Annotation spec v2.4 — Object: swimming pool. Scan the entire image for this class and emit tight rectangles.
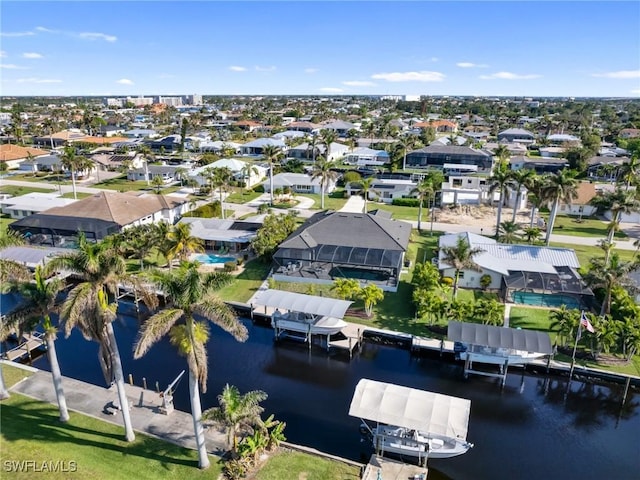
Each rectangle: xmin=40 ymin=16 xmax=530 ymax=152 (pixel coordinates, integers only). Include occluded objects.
xmin=193 ymin=253 xmax=236 ymax=265
xmin=512 ymin=291 xmax=582 ymax=309
xmin=331 ymin=266 xmax=389 ymax=282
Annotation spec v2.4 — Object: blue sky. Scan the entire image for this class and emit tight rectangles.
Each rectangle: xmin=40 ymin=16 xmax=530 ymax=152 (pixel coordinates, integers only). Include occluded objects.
xmin=1 ymin=1 xmax=639 ymax=97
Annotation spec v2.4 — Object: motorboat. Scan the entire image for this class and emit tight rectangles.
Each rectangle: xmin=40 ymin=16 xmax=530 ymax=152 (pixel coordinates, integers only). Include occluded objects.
xmin=454 ymin=342 xmax=547 ymax=366
xmin=365 ymin=424 xmax=473 ymax=459
xmin=349 ymin=379 xmax=473 ymax=464
xmin=271 ymin=310 xmax=347 ymax=336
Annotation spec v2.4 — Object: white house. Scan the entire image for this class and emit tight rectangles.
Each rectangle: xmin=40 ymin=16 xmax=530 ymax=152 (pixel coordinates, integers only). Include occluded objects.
xmin=188 ymin=158 xmax=266 ymax=188
xmin=261 ymin=172 xmax=335 ymax=195
xmin=199 ymin=141 xmax=242 ymax=154
xmin=441 ymin=176 xmax=490 ymax=206
xmin=288 ymin=141 xmax=350 ymax=162
xmin=0 ymin=192 xmax=77 ymax=219
xmin=346 ymin=178 xmax=417 ymax=204
xmin=344 ymin=147 xmax=390 ymax=166
xmin=241 ymin=138 xmax=287 ymax=155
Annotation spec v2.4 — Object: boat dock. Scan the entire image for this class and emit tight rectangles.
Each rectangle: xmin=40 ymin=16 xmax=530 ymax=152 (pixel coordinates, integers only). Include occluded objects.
xmin=362 ymin=454 xmax=427 ymax=480
xmin=411 ymin=336 xmax=455 ymax=355
xmin=328 ymin=322 xmax=363 ymax=357
xmin=3 ymin=332 xmax=46 ymax=362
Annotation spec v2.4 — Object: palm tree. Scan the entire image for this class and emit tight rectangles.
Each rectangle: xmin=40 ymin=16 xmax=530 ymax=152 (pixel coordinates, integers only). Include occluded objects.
xmin=360 ymin=177 xmax=378 ymax=213
xmin=203 ymin=384 xmax=267 ymax=455
xmin=585 ymin=253 xmax=639 ymax=316
xmin=619 ymin=154 xmax=639 ymax=188
xmin=240 ymin=162 xmax=259 ymax=195
xmin=359 ymin=283 xmax=384 ymax=317
xmin=2 ymin=266 xmax=68 ymax=421
xmin=541 ymin=170 xmax=579 ymax=246
xmin=526 ymin=174 xmax=547 ymax=228
xmin=311 ymin=157 xmax=338 ymax=210
xmin=497 ymin=221 xmax=520 ymax=244
xmin=440 ymin=236 xmax=484 ymax=298
xmin=305 ymin=135 xmax=319 ymax=162
xmin=150 ymin=175 xmax=164 ymax=193
xmin=134 ymin=262 xmax=248 ymax=469
xmin=60 ymin=145 xmax=80 ymax=200
xmin=411 ymin=179 xmax=434 ymax=232
xmin=550 ymin=306 xmax=578 ymax=347
xmin=522 ymin=226 xmax=542 ymax=244
xmin=590 ymin=188 xmax=640 ymax=263
xmin=212 ymin=167 xmax=233 ymax=219
xmin=261 ymin=145 xmax=284 ymax=206
xmin=510 ymin=169 xmax=536 ymax=223
xmin=47 ymin=235 xmax=156 ymax=442
xmin=166 ymin=222 xmax=204 ymax=267
xmin=320 ymin=129 xmax=338 ymax=163
xmin=399 ymin=134 xmax=417 ymax=171
xmin=493 ymin=144 xmax=510 ymax=165
xmin=488 ymin=168 xmax=514 ymax=239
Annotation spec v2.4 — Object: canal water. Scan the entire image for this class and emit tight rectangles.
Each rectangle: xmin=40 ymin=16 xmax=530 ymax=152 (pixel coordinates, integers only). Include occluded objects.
xmin=18 ymin=306 xmax=640 ymax=480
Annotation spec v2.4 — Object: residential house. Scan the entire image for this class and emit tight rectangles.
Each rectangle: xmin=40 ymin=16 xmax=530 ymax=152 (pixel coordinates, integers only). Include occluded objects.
xmin=553 ymin=182 xmax=598 ymax=217
xmin=189 ymin=158 xmax=267 ymax=188
xmin=509 ymin=156 xmax=568 ymax=174
xmin=413 ymin=120 xmax=458 ymax=133
xmin=497 ymin=128 xmax=535 ymax=144
xmin=241 ymin=138 xmax=287 ymax=156
xmin=123 ymin=129 xmax=159 ymax=139
xmin=234 ymin=120 xmax=262 ymax=133
xmin=438 ymin=232 xmax=592 ymax=306
xmin=261 ymin=172 xmax=335 ymax=195
xmin=619 ymin=128 xmax=640 ymax=139
xmin=33 ymin=129 xmax=87 ymax=147
xmin=127 ymin=164 xmax=183 ymax=184
xmin=287 ymin=142 xmax=350 ymax=162
xmin=539 ymin=147 xmax=567 ymax=158
xmin=199 ymin=140 xmax=242 ymax=154
xmin=406 ymin=145 xmax=494 ymax=173
xmin=346 ymin=178 xmax=417 ymax=204
xmin=0 ymin=144 xmax=50 ymax=170
xmin=0 ymin=192 xmax=76 ymax=219
xmin=287 ymin=121 xmax=321 ymax=134
xmin=546 ymin=134 xmax=580 ymax=146
xmin=178 ymin=217 xmax=262 ymax=253
xmin=10 ymin=191 xmax=189 ymax=244
xmin=320 ymin=120 xmax=358 ymax=138
xmin=587 ymin=156 xmax=629 ymax=181
xmin=149 ymin=135 xmax=182 ymax=153
xmin=272 ymin=130 xmax=307 ymax=141
xmin=98 ymin=125 xmax=126 ymax=137
xmin=272 ymin=211 xmax=411 ymax=292
xmin=344 ymin=147 xmax=389 ymax=166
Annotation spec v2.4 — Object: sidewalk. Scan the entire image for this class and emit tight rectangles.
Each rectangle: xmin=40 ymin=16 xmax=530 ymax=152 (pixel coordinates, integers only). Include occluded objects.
xmin=9 ymin=367 xmax=228 ymax=456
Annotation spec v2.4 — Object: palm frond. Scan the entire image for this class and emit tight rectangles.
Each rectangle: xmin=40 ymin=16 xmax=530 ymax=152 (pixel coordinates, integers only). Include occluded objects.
xmin=133 ymin=308 xmax=183 ymax=358
xmin=195 ymin=298 xmax=248 ymax=342
xmin=0 ymin=259 xmax=31 ymax=286
xmin=191 ymin=339 xmax=209 ymax=392
xmin=60 ymin=282 xmax=99 ymax=339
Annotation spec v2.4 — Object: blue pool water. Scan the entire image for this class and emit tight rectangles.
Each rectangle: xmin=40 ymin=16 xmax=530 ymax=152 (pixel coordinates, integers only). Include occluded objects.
xmin=512 ymin=291 xmax=581 ymax=309
xmin=193 ymin=253 xmax=236 ymax=264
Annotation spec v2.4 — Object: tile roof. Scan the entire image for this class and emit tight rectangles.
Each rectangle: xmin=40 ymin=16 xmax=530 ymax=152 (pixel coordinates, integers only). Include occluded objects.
xmin=0 ymin=144 xmax=50 ymax=162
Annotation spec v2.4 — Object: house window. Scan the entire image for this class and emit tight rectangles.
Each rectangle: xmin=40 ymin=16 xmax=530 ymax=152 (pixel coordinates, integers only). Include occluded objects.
xmin=458 ymin=271 xmax=465 ymax=279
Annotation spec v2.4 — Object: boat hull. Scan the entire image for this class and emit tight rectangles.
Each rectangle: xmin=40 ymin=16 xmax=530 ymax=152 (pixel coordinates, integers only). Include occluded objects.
xmin=272 ymin=315 xmax=347 ymax=336
xmin=370 ymin=425 xmax=472 ymax=460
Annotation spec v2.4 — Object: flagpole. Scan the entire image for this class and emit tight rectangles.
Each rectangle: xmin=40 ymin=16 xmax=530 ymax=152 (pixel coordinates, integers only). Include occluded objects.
xmin=568 ymin=312 xmax=584 ymax=381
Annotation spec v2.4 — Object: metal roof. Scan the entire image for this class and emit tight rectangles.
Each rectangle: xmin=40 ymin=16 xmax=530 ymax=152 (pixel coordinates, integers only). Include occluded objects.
xmin=0 ymin=246 xmax=65 ymax=267
xmin=348 ymin=379 xmax=471 ymax=440
xmin=252 ymin=289 xmax=352 ymax=318
xmin=447 ymin=321 xmax=553 ymax=354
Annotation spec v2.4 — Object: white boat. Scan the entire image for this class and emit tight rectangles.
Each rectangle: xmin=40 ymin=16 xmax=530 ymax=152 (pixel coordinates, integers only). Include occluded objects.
xmin=271 ymin=310 xmax=347 ymax=336
xmin=349 ymin=379 xmax=473 ymax=464
xmin=456 ymin=343 xmax=546 ymax=366
xmin=367 ymin=425 xmax=472 ymax=459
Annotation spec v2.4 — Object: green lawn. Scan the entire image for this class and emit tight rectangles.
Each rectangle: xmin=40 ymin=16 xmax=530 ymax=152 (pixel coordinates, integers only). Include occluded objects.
xmin=545 ymin=215 xmax=627 ymax=239
xmin=455 ymin=289 xmax=499 ymax=303
xmin=371 ymin=203 xmax=422 ymax=222
xmin=0 ymin=185 xmax=54 ymax=196
xmin=1 ymin=214 xmax=16 ymax=231
xmin=255 ymin=451 xmax=360 ymax=480
xmin=225 ymin=190 xmax=262 ymax=204
xmin=509 ymin=306 xmax=552 ymax=331
xmin=2 ymin=364 xmax=34 ymax=388
xmin=217 ymin=259 xmax=272 ymax=303
xmin=93 ymin=176 xmax=151 ymax=192
xmin=550 ymin=242 xmax=636 ymax=267
xmin=298 ymin=189 xmax=348 ymax=210
xmin=60 ymin=192 xmax=93 ymax=199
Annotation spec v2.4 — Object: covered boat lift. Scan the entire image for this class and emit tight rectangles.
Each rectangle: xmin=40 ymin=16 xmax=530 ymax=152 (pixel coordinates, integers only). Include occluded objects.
xmin=349 ymin=379 xmax=472 ymax=466
xmin=447 ymin=321 xmax=553 ymax=385
xmin=251 ymin=289 xmax=359 ymax=352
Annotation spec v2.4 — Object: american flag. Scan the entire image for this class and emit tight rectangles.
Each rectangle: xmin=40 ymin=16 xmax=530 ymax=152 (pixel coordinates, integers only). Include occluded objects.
xmin=580 ymin=311 xmax=595 ymax=333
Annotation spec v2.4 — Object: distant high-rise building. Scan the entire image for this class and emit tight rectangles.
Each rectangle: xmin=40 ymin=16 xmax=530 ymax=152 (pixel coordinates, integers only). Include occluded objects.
xmin=158 ymin=96 xmax=183 ymax=107
xmin=106 ymin=98 xmax=123 ymax=107
xmin=126 ymin=96 xmax=154 ymax=106
xmin=184 ymin=94 xmax=202 ymax=105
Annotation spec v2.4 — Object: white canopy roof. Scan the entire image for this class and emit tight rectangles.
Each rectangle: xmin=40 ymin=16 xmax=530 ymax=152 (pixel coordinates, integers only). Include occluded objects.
xmin=349 ymin=379 xmax=471 ymax=440
xmin=253 ymin=289 xmax=352 ymax=318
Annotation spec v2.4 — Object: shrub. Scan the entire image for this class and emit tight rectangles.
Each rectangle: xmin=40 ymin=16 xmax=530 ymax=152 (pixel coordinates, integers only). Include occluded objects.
xmin=392 ymin=198 xmax=421 ymax=207
xmin=441 ymin=276 xmax=454 ymax=287
xmin=480 ymin=274 xmax=492 ymax=290
xmin=223 ymin=261 xmax=237 ymax=272
xmin=222 ymin=458 xmax=249 ymax=480
xmin=253 ymin=184 xmax=265 ymax=193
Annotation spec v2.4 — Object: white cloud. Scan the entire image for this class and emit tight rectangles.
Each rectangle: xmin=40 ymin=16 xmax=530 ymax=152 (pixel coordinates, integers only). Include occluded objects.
xmin=0 ymin=31 xmax=35 ymax=37
xmin=229 ymin=65 xmax=247 ymax=72
xmin=22 ymin=52 xmax=43 ymax=59
xmin=371 ymin=71 xmax=445 ymax=82
xmin=457 ymin=62 xmax=488 ymax=68
xmin=255 ymin=65 xmax=276 ymax=72
xmin=479 ymin=71 xmax=541 ymax=80
xmin=0 ymin=51 xmax=6 ymax=58
xmin=319 ymin=87 xmax=344 ymax=93
xmin=0 ymin=64 xmax=27 ymax=69
xmin=631 ymin=89 xmax=640 ymax=95
xmin=36 ymin=26 xmax=117 ymax=42
xmin=116 ymin=78 xmax=134 ymax=85
xmin=591 ymin=70 xmax=640 ymax=79
xmin=78 ymin=32 xmax=117 ymax=42
xmin=304 ymin=68 xmax=318 ymax=74
xmin=16 ymin=77 xmax=62 ymax=84
xmin=342 ymin=80 xmax=376 ymax=87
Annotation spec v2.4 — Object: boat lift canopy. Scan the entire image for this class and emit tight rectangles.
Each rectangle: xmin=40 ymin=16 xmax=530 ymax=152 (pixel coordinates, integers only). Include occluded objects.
xmin=253 ymin=289 xmax=353 ymax=318
xmin=349 ymin=379 xmax=471 ymax=441
xmin=447 ymin=321 xmax=553 ymax=354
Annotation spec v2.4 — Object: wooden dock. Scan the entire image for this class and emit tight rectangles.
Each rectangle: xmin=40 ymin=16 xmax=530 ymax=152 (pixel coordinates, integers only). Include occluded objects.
xmin=362 ymin=454 xmax=427 ymax=480
xmin=329 ymin=322 xmax=363 ymax=357
xmin=4 ymin=332 xmax=46 ymax=362
xmin=411 ymin=336 xmax=455 ymax=354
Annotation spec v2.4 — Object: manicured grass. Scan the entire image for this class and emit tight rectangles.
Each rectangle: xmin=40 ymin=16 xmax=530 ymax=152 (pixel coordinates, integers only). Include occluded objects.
xmin=0 ymin=185 xmax=54 ymax=196
xmin=93 ymin=176 xmax=151 ymax=192
xmin=0 ymin=394 xmax=222 ymax=479
xmin=550 ymin=242 xmax=636 ymax=267
xmin=225 ymin=190 xmax=262 ymax=204
xmin=255 ymin=450 xmax=360 ymax=480
xmin=1 ymin=214 xmax=16 ymax=231
xmin=60 ymin=192 xmax=93 ymax=199
xmin=1 ymin=363 xmax=33 ymax=388
xmin=544 ymin=214 xmax=627 ymax=239
xmin=372 ymin=203 xmax=423 ymax=222
xmin=160 ymin=186 xmax=181 ymax=195
xmin=299 ymin=189 xmax=348 ymax=210
xmin=509 ymin=306 xmax=552 ymax=331
xmin=455 ymin=289 xmax=499 ymax=303
xmin=217 ymin=259 xmax=272 ymax=303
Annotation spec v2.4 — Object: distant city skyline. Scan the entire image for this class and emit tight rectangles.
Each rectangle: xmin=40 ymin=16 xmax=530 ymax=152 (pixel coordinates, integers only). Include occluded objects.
xmin=1 ymin=1 xmax=639 ymax=98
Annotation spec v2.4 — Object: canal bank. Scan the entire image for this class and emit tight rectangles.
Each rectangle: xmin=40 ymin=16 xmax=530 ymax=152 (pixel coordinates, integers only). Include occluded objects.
xmin=20 ymin=303 xmax=640 ymax=480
